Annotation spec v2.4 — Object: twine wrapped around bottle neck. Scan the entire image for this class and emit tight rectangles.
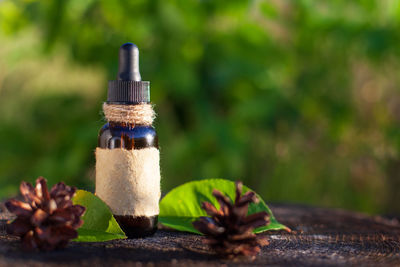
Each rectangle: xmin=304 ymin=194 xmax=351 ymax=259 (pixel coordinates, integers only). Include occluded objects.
xmin=102 ymin=103 xmax=155 ymax=125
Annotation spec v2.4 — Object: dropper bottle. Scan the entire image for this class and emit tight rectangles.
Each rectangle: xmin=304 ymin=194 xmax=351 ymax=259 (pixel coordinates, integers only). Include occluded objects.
xmin=96 ymin=43 xmax=160 ymax=238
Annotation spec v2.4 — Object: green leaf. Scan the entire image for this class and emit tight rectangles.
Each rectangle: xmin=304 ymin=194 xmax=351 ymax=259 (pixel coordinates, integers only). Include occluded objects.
xmin=72 ymin=190 xmax=126 ymax=242
xmin=159 ymin=179 xmax=289 ymax=234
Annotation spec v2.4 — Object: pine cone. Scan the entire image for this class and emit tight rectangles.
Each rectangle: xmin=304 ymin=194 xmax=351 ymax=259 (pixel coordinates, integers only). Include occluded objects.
xmin=5 ymin=177 xmax=85 ymax=251
xmin=193 ymin=181 xmax=270 ymax=258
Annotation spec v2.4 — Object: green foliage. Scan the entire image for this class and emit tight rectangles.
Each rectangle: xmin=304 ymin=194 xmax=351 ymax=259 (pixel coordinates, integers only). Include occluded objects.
xmin=72 ymin=190 xmax=126 ymax=242
xmin=0 ymin=0 xmax=400 ymax=214
xmin=159 ymin=179 xmax=288 ymax=234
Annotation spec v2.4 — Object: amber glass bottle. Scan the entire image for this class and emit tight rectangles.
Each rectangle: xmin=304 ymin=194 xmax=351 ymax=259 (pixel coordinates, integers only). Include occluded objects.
xmin=98 ymin=122 xmax=158 ymax=237
xmin=95 ymin=43 xmax=160 ymax=238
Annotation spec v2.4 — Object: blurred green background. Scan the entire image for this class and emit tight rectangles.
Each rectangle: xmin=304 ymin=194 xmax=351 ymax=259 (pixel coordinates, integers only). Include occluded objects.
xmin=0 ymin=0 xmax=399 ymax=215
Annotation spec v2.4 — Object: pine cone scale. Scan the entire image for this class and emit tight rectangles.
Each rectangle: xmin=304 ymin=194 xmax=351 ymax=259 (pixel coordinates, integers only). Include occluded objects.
xmin=237 ymin=191 xmax=257 ymax=206
xmin=212 ymin=190 xmax=232 ymax=209
xmin=201 ymin=202 xmax=222 ymax=217
xmin=50 ymin=209 xmax=74 ymax=224
xmin=35 ymin=177 xmax=50 ymax=202
xmin=234 ymin=181 xmax=242 ymax=204
xmin=5 ymin=200 xmax=32 ymax=217
xmin=228 ymin=231 xmax=255 ymax=241
xmin=31 ymin=209 xmax=48 ymax=227
xmin=193 ymin=217 xmax=225 ymax=235
xmin=243 ymin=211 xmax=269 ymax=223
xmin=241 ymin=212 xmax=270 ymax=229
xmin=20 ymin=182 xmax=36 ymax=203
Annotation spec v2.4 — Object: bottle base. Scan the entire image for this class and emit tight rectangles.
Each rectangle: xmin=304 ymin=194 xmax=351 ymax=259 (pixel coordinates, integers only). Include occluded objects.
xmin=114 ymin=215 xmax=158 ymax=238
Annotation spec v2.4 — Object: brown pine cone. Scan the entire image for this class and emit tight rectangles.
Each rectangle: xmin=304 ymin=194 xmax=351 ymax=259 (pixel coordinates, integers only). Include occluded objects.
xmin=5 ymin=177 xmax=85 ymax=251
xmin=193 ymin=181 xmax=270 ymax=258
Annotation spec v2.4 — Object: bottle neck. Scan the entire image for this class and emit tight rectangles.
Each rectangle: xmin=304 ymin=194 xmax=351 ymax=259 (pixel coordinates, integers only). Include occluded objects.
xmin=108 ymin=121 xmax=153 ymax=130
xmin=109 ymin=121 xmax=135 ymax=129
xmin=103 ymin=102 xmax=155 ymax=126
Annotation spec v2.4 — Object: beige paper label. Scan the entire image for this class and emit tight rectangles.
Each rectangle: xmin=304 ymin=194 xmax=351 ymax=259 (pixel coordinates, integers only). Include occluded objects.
xmin=95 ymin=147 xmax=161 ymax=216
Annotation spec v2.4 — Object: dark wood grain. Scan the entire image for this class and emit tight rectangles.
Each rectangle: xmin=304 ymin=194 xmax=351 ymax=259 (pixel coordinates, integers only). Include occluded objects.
xmin=0 ymin=204 xmax=399 ymax=266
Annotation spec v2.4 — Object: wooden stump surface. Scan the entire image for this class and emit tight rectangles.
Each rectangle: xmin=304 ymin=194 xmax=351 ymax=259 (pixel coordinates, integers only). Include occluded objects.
xmin=0 ymin=203 xmax=399 ymax=266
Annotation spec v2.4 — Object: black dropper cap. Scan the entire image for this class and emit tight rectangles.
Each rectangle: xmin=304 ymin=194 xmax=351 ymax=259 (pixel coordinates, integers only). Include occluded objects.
xmin=107 ymin=43 xmax=150 ymax=104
